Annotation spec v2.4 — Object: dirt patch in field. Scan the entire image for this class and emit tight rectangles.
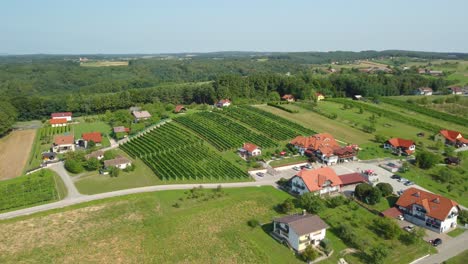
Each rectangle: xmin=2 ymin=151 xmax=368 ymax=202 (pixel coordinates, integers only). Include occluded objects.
xmin=0 ymin=129 xmax=36 ymax=180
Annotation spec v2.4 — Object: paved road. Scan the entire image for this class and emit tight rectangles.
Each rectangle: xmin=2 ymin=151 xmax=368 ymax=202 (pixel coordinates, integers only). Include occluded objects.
xmin=0 ymin=179 xmax=273 ymax=220
xmin=48 ymin=162 xmax=84 ymax=199
xmin=415 ymin=231 xmax=468 ymax=264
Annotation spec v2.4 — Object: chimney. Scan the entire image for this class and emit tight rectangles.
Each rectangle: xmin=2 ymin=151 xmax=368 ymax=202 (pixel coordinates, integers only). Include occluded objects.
xmin=414 ymin=192 xmax=420 ymax=197
xmin=302 ymin=209 xmax=307 ymax=216
xmin=434 ymin=198 xmax=440 ymax=204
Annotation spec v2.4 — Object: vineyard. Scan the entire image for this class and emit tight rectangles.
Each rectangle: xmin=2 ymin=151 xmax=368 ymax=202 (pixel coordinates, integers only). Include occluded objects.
xmin=175 ymin=112 xmax=277 ymax=151
xmin=220 ymin=106 xmax=315 ymax=140
xmin=0 ymin=169 xmax=62 ymax=212
xmin=121 ymin=123 xmax=249 ymax=181
xmin=40 ymin=126 xmax=71 ymax=140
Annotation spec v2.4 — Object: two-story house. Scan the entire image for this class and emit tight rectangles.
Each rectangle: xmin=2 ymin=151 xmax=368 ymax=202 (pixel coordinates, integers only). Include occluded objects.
xmin=272 ymin=213 xmax=328 ymax=252
xmin=396 ymin=188 xmax=459 ymax=233
xmin=383 ymin=138 xmax=416 ymax=156
xmin=435 ymin=129 xmax=468 ymax=148
xmin=290 ymin=167 xmax=343 ymax=196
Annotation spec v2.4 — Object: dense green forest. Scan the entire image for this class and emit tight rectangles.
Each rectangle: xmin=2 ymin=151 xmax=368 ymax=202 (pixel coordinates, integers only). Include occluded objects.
xmin=0 ymin=50 xmax=464 ymax=135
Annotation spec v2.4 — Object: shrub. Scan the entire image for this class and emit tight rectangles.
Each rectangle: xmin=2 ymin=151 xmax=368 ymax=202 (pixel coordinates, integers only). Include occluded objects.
xmin=326 ymin=195 xmax=347 ymax=208
xmin=299 ymin=193 xmax=325 ymax=214
xmin=279 ymin=198 xmax=295 ymax=213
xmin=376 ymin=182 xmax=393 ymax=197
xmin=320 ymin=238 xmax=332 ymax=256
xmin=373 ymin=217 xmax=400 ymax=239
xmin=110 ymin=167 xmax=120 ymax=177
xmin=64 ymin=159 xmax=84 ymax=174
xmin=301 ymin=245 xmax=319 ymax=261
xmin=84 ymin=157 xmax=100 ymax=171
xmin=247 ymin=219 xmax=260 ymax=228
xmin=368 ymin=244 xmax=389 ymax=263
xmin=416 ymin=151 xmax=440 ymax=169
xmin=459 ymin=209 xmax=468 ymax=225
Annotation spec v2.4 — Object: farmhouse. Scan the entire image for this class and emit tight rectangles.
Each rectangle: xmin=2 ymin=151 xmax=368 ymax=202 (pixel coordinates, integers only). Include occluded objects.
xmin=174 ymin=105 xmax=187 ymax=113
xmin=435 ymin=129 xmax=468 ymax=148
xmin=85 ymin=150 xmax=104 ymax=160
xmin=290 ymin=167 xmax=343 ymax=196
xmin=383 ymin=138 xmax=415 ymax=156
xmin=395 ymin=188 xmax=459 ymax=233
xmin=281 ymin=94 xmax=295 ymax=102
xmin=132 ymin=110 xmax=152 ymax=122
xmin=51 ymin=112 xmax=72 ymax=121
xmin=113 ymin=126 xmax=130 ymax=134
xmin=238 ymin=143 xmax=261 ymax=158
xmin=52 ymin=135 xmax=75 ymax=153
xmin=272 ymin=213 xmax=328 ymax=252
xmin=104 ymin=156 xmax=132 ymax=169
xmin=414 ymin=87 xmax=433 ymax=96
xmin=216 ymin=99 xmax=231 ymax=107
xmin=49 ymin=118 xmax=68 ymax=127
xmin=315 ymin=92 xmax=325 ymax=101
xmin=80 ymin=132 xmax=102 ymax=148
xmin=353 ymin=95 xmax=363 ymax=100
xmin=447 ymin=86 xmax=463 ymax=95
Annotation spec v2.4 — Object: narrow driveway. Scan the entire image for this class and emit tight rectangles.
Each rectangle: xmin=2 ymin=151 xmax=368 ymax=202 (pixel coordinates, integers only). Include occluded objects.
xmin=48 ymin=162 xmax=84 ymax=199
xmin=415 ymin=231 xmax=468 ymax=264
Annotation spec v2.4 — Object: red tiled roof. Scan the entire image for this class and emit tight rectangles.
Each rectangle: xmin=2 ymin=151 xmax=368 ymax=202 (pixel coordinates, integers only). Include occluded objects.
xmin=49 ymin=118 xmax=67 ymax=125
xmin=218 ymin=99 xmax=231 ymax=104
xmin=418 ymin=87 xmax=433 ymax=92
xmin=54 ymin=135 xmax=74 ymax=145
xmin=282 ymin=94 xmax=294 ymax=99
xmin=387 ymin=138 xmax=414 ymax=148
xmin=448 ymin=86 xmax=462 ymax=93
xmin=82 ymin=132 xmax=102 ymax=143
xmin=295 ymin=167 xmax=343 ymax=192
xmin=51 ymin=112 xmax=72 ymax=118
xmin=315 ymin=92 xmax=324 ymax=97
xmin=290 ymin=133 xmax=340 ymax=156
xmin=396 ymin=187 xmax=458 ymax=221
xmin=439 ymin=130 xmax=465 ymax=143
xmin=381 ymin=207 xmax=402 ymax=218
xmin=242 ymin=142 xmax=259 ymax=153
xmin=338 ymin=173 xmax=367 ymax=185
xmin=174 ymin=105 xmax=186 ymax=113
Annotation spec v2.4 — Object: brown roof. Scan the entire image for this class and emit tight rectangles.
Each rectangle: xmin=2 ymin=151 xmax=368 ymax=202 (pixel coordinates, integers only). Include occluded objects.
xmin=104 ymin=156 xmax=131 ymax=167
xmin=274 ymin=214 xmax=328 ymax=236
xmin=282 ymin=94 xmax=294 ymax=100
xmin=418 ymin=87 xmax=433 ymax=92
xmin=54 ymin=135 xmax=74 ymax=145
xmin=242 ymin=142 xmax=259 ymax=153
xmin=174 ymin=105 xmax=186 ymax=113
xmin=338 ymin=173 xmax=367 ymax=185
xmin=85 ymin=150 xmax=104 ymax=160
xmin=448 ymin=86 xmax=462 ymax=93
xmin=381 ymin=207 xmax=403 ymax=218
xmin=396 ymin=187 xmax=458 ymax=221
xmin=439 ymin=130 xmax=466 ymax=143
xmin=50 ymin=118 xmax=67 ymax=125
xmin=290 ymin=133 xmax=340 ymax=156
xmin=295 ymin=167 xmax=343 ymax=192
xmin=82 ymin=132 xmax=102 ymax=143
xmin=132 ymin=110 xmax=151 ymax=119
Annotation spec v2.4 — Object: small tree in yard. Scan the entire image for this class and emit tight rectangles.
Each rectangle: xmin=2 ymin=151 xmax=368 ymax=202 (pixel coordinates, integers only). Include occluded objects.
xmin=64 ymin=159 xmax=84 ymax=174
xmin=320 ymin=239 xmax=332 ymax=256
xmin=301 ymin=245 xmax=319 ymax=262
xmin=373 ymin=217 xmax=400 ymax=239
xmin=368 ymin=187 xmax=382 ymax=205
xmin=84 ymin=157 xmax=100 ymax=171
xmin=299 ymin=193 xmax=325 ymax=214
xmin=368 ymin=244 xmax=389 ymax=264
xmin=110 ymin=167 xmax=120 ymax=177
xmin=416 ymin=151 xmax=439 ymax=169
xmin=374 ymin=134 xmax=387 ymax=144
xmin=247 ymin=219 xmax=260 ymax=228
xmin=376 ymin=182 xmax=393 ymax=197
xmin=279 ymin=198 xmax=295 ymax=213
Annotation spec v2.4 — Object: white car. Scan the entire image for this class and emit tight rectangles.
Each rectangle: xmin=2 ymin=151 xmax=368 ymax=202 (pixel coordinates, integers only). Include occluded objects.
xmin=292 ymin=166 xmax=301 ymax=171
xmin=399 ymin=178 xmax=408 ymax=183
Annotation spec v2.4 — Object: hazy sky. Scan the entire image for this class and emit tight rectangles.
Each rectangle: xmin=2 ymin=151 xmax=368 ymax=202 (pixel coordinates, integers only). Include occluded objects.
xmin=1 ymin=0 xmax=467 ymax=54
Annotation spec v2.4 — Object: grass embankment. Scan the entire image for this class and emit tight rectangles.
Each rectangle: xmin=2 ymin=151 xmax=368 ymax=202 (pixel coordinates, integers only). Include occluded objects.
xmin=443 ymin=250 xmax=468 ymax=264
xmin=0 ymin=169 xmax=66 ymax=213
xmin=447 ymin=228 xmax=465 ymax=238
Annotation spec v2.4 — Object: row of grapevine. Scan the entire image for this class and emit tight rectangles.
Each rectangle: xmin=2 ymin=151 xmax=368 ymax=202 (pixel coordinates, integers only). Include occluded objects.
xmin=120 ymin=123 xmax=249 ymax=181
xmin=380 ymin=97 xmax=468 ymax=128
xmin=327 ymin=98 xmax=443 ymax=133
xmin=40 ymin=125 xmax=71 ymax=139
xmin=0 ymin=170 xmax=59 ymax=212
xmin=175 ymin=112 xmax=277 ymax=151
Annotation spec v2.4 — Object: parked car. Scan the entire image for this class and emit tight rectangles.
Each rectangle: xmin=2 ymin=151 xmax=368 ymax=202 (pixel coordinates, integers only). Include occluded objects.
xmin=431 ymin=238 xmax=442 ymax=247
xmin=404 ymin=181 xmax=414 ymax=186
xmin=391 ymin=174 xmax=401 ymax=180
xmin=256 ymin=172 xmax=264 ymax=177
xmin=305 ymin=164 xmax=313 ymax=169
xmin=397 ymin=215 xmax=404 ymax=221
xmin=292 ymin=166 xmax=301 ymax=171
xmin=399 ymin=178 xmax=408 ymax=183
xmin=403 ymin=225 xmax=415 ymax=232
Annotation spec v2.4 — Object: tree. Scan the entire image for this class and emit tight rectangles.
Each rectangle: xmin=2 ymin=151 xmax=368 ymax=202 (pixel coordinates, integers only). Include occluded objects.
xmin=368 ymin=244 xmax=389 ymax=263
xmin=376 ymin=183 xmax=393 ymax=197
xmin=374 ymin=134 xmax=387 ymax=144
xmin=368 ymin=188 xmax=382 ymax=205
xmin=110 ymin=167 xmax=120 ymax=177
xmin=87 ymin=140 xmax=96 ymax=148
xmin=373 ymin=217 xmax=400 ymax=239
xmin=64 ymin=159 xmax=84 ymax=174
xmin=301 ymin=245 xmax=319 ymax=262
xmin=0 ymin=101 xmax=18 ymax=136
xmin=355 ymin=183 xmax=373 ymax=200
xmin=279 ymin=198 xmax=295 ymax=213
xmin=437 ymin=167 xmax=453 ymax=183
xmin=268 ymin=91 xmax=281 ymax=102
xmin=444 ymin=146 xmax=455 ymax=157
xmin=84 ymin=157 xmax=100 ymax=171
xmin=299 ymin=193 xmax=325 ymax=214
xmin=416 ymin=151 xmax=439 ymax=169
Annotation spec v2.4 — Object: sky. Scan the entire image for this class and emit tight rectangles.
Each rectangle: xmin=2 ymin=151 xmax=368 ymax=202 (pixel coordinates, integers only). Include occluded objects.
xmin=1 ymin=0 xmax=468 ymax=54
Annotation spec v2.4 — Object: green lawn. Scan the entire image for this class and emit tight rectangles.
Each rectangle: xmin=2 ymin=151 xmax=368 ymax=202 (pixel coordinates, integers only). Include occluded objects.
xmin=447 ymin=228 xmax=465 ymax=238
xmin=367 ymin=196 xmax=399 ymax=212
xmin=269 ymin=155 xmax=308 ymax=167
xmin=357 ymin=142 xmax=396 ymax=160
xmin=0 ymin=186 xmax=303 ymax=263
xmin=443 ymin=250 xmax=468 ymax=264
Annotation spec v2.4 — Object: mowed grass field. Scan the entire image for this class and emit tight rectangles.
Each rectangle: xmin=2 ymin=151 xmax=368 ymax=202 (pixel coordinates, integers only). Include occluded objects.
xmin=0 ymin=187 xmax=303 ymax=263
xmin=0 ymin=130 xmax=37 ymax=179
xmin=72 ymin=121 xmax=112 ymax=147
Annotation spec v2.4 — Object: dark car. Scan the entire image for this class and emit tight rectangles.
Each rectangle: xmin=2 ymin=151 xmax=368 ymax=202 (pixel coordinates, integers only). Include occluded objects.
xmin=391 ymin=174 xmax=401 ymax=180
xmin=404 ymin=181 xmax=414 ymax=186
xmin=256 ymin=172 xmax=264 ymax=177
xmin=432 ymin=238 xmax=442 ymax=247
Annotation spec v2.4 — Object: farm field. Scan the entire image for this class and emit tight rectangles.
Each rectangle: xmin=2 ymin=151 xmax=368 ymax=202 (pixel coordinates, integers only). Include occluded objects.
xmin=0 ymin=169 xmax=66 ymax=213
xmin=389 ymin=95 xmax=468 ymax=118
xmin=80 ymin=60 xmax=129 ymax=67
xmin=0 ymin=187 xmax=303 ymax=263
xmin=175 ymin=111 xmax=277 ymax=151
xmin=0 ymin=129 xmax=37 ymax=179
xmin=255 ymin=104 xmax=372 ymax=145
xmin=121 ymin=123 xmax=250 ymax=181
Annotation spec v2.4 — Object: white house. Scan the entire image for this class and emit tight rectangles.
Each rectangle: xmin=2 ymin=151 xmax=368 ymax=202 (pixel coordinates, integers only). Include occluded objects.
xmin=50 ymin=118 xmax=68 ymax=127
xmin=132 ymin=110 xmax=152 ymax=122
xmin=414 ymin=87 xmax=433 ymax=96
xmin=52 ymin=135 xmax=75 ymax=153
xmin=272 ymin=213 xmax=328 ymax=252
xmin=216 ymin=99 xmax=231 ymax=107
xmin=85 ymin=150 xmax=104 ymax=160
xmin=104 ymin=156 xmax=132 ymax=169
xmin=396 ymin=187 xmax=460 ymax=233
xmin=290 ymin=167 xmax=343 ymax=196
xmin=238 ymin=143 xmax=261 ymax=158
xmin=51 ymin=112 xmax=72 ymax=122
xmin=383 ymin=138 xmax=416 ymax=156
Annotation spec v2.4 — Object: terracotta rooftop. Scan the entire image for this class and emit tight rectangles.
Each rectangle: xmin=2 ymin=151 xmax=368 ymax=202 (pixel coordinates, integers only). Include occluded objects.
xmin=51 ymin=112 xmax=72 ymax=118
xmin=396 ymin=187 xmax=458 ymax=221
xmin=282 ymin=94 xmax=294 ymax=99
xmin=49 ymin=118 xmax=67 ymax=125
xmin=54 ymin=135 xmax=74 ymax=145
xmin=387 ymin=138 xmax=415 ymax=149
xmin=82 ymin=132 xmax=102 ymax=143
xmin=242 ymin=142 xmax=259 ymax=153
xmin=290 ymin=133 xmax=340 ymax=156
xmin=274 ymin=214 xmax=328 ymax=236
xmin=295 ymin=167 xmax=343 ymax=192
xmin=439 ymin=130 xmax=467 ymax=143
xmin=338 ymin=173 xmax=367 ymax=185
xmin=113 ymin=126 xmax=129 ymax=133
xmin=174 ymin=105 xmax=186 ymax=113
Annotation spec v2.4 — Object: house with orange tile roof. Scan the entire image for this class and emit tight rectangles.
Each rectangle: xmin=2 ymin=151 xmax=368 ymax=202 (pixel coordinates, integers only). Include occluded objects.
xmin=49 ymin=118 xmax=68 ymax=127
xmin=290 ymin=134 xmax=357 ymax=165
xmin=174 ymin=104 xmax=187 ymax=113
xmin=281 ymin=94 xmax=295 ymax=102
xmin=383 ymin=138 xmax=415 ymax=155
xmin=216 ymin=99 xmax=231 ymax=107
xmin=238 ymin=143 xmax=261 ymax=158
xmin=315 ymin=92 xmax=325 ymax=101
xmin=52 ymin=135 xmax=75 ymax=153
xmin=290 ymin=167 xmax=343 ymax=196
xmin=435 ymin=129 xmax=468 ymax=148
xmin=80 ymin=132 xmax=102 ymax=148
xmin=396 ymin=187 xmax=459 ymax=233
xmin=51 ymin=112 xmax=72 ymax=121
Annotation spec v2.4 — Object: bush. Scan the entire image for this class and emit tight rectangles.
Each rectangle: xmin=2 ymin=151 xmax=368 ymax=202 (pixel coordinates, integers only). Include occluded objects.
xmin=368 ymin=244 xmax=389 ymax=263
xmin=84 ymin=157 xmax=100 ymax=171
xmin=320 ymin=238 xmax=332 ymax=256
xmin=416 ymin=151 xmax=440 ymax=169
xmin=64 ymin=159 xmax=84 ymax=174
xmin=123 ymin=164 xmax=136 ymax=172
xmin=110 ymin=167 xmax=120 ymax=177
xmin=376 ymin=182 xmax=393 ymax=197
xmin=301 ymin=245 xmax=319 ymax=261
xmin=326 ymin=195 xmax=347 ymax=208
xmin=355 ymin=183 xmax=381 ymax=205
xmin=279 ymin=198 xmax=295 ymax=213
xmin=372 ymin=217 xmax=400 ymax=239
xmin=299 ymin=193 xmax=325 ymax=214
xmin=459 ymin=209 xmax=468 ymax=225
xmin=247 ymin=219 xmax=260 ymax=228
